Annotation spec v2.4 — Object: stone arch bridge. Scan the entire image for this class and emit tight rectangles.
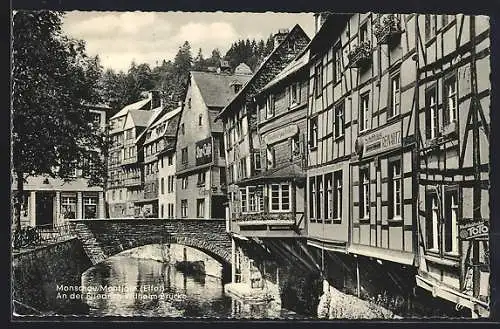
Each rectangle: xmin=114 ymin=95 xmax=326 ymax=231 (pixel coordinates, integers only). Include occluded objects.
xmin=67 ymin=219 xmax=232 ymax=267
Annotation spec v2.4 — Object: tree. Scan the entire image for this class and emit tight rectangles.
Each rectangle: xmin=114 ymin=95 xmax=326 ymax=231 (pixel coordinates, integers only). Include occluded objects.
xmin=12 ymin=11 xmax=107 ymax=230
xmin=193 ymin=48 xmax=205 ymax=71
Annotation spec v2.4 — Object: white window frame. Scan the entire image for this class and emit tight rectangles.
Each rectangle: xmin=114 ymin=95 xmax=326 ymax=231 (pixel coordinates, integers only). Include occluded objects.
xmin=360 ymin=167 xmax=370 ymax=219
xmin=269 ymin=183 xmax=291 ymax=213
xmin=445 ymin=76 xmax=457 ymax=125
xmin=333 ymin=170 xmax=342 ymax=221
xmin=181 ymin=200 xmax=188 ymax=218
xmin=240 ymin=188 xmax=247 ymax=213
xmin=334 ymin=102 xmax=345 ymax=139
xmin=430 ymin=194 xmax=440 ymax=251
xmin=197 ymin=198 xmax=205 ymax=218
xmin=390 ymin=160 xmax=402 ymax=220
xmin=390 ymin=73 xmax=401 ymax=118
xmin=360 ymin=93 xmax=370 ymax=132
xmin=310 ymin=178 xmax=317 ymax=220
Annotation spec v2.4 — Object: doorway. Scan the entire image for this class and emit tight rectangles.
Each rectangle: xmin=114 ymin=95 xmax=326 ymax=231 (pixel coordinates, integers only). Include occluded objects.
xmin=36 ymin=192 xmax=54 ymax=226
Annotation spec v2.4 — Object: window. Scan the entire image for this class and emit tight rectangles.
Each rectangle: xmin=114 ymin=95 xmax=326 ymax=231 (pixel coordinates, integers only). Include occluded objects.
xmin=310 ymin=117 xmax=318 ymax=148
xmin=253 ymin=152 xmax=262 ymax=173
xmin=181 ymin=200 xmax=188 ymax=218
xmin=444 ymin=74 xmax=457 ymax=125
xmin=240 ymin=188 xmax=247 ymax=213
xmin=359 ymin=22 xmax=368 ymax=43
xmin=197 ymin=171 xmax=206 ymax=186
xmin=181 ymin=147 xmax=188 ymax=164
xmin=266 ymin=146 xmax=275 ymax=169
xmin=425 ymin=86 xmax=439 ymax=139
xmin=188 ymin=98 xmax=192 ymax=109
xmin=334 ymin=101 xmax=345 ymax=139
xmin=325 ymin=174 xmax=333 ymax=221
xmin=291 ymin=136 xmax=300 ymax=157
xmin=239 ymin=158 xmax=247 ymax=179
xmin=181 ymin=123 xmax=185 ymax=135
xmin=333 ymin=171 xmax=343 ymax=221
xmin=219 ymin=138 xmax=225 ymax=158
xmin=267 ymin=94 xmax=275 ymax=118
xmin=181 ymin=177 xmax=188 ymax=189
xmin=168 ymin=176 xmax=174 ymax=193
xmin=160 ymin=204 xmax=164 ymax=218
xmin=359 ymin=93 xmax=370 ymax=132
xmin=247 ymin=186 xmax=262 ymax=213
xmin=161 ymin=157 xmax=164 ymax=168
xmin=334 ymin=46 xmax=342 ymax=83
xmin=444 ymin=189 xmax=459 ymax=254
xmin=199 ymin=114 xmax=203 ymax=126
xmin=426 ymin=193 xmax=440 ymax=251
xmin=314 ymin=64 xmax=323 ymax=97
xmin=310 ymin=178 xmax=317 ymax=220
xmin=161 ymin=177 xmax=165 ymax=195
xmin=289 ymin=82 xmax=300 ymax=106
xmin=317 ymin=177 xmax=323 ymax=220
xmin=220 ymin=167 xmax=226 ymax=186
xmin=168 ymin=203 xmax=174 ymax=219
xmin=270 ymin=184 xmax=290 ymax=212
xmin=197 ymin=199 xmax=205 ymax=218
xmin=359 ymin=167 xmax=370 ymax=219
xmin=83 ymin=196 xmax=98 ymax=219
xmin=425 ymin=15 xmax=437 ymax=41
xmin=61 ymin=195 xmax=77 ymax=219
xmin=228 ymin=165 xmax=234 ymax=183
xmin=389 ymin=73 xmax=401 ymax=117
xmin=389 ymin=160 xmax=402 ymax=219
xmin=168 ymin=155 xmax=173 ymax=166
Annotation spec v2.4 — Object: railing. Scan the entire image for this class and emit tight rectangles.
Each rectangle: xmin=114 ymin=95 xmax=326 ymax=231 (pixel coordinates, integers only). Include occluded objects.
xmin=12 ymin=223 xmax=76 ymax=250
xmin=237 ymin=212 xmax=296 ymax=224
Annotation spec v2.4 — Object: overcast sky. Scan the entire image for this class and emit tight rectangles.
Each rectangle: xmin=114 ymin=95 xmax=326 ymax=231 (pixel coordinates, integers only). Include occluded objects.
xmin=61 ymin=11 xmax=316 ymax=73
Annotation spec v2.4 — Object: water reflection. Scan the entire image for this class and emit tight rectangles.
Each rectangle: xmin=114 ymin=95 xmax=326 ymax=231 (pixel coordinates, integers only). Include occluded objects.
xmin=81 ymin=255 xmax=305 ymax=318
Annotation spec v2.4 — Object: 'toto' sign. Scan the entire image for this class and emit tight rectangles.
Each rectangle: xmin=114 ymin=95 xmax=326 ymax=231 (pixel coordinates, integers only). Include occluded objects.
xmin=459 ymin=220 xmax=489 ymax=240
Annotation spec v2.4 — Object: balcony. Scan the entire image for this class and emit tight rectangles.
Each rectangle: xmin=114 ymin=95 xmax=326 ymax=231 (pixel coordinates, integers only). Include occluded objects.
xmin=348 ymin=41 xmax=372 ymax=68
xmin=374 ymin=14 xmax=403 ymax=45
xmin=233 ymin=212 xmax=304 ymax=238
xmin=122 ymin=156 xmax=138 ymax=166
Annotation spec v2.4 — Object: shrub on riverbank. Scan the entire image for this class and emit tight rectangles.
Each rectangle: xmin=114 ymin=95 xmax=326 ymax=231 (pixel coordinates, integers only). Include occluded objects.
xmin=318 ymin=286 xmax=395 ymax=319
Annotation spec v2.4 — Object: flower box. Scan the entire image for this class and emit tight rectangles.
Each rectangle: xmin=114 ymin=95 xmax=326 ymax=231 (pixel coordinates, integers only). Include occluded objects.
xmin=374 ymin=14 xmax=403 ymax=45
xmin=348 ymin=41 xmax=372 ymax=68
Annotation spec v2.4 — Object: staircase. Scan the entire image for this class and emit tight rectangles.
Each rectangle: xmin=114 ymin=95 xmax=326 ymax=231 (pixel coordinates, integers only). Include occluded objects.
xmin=70 ymin=223 xmax=107 ymax=265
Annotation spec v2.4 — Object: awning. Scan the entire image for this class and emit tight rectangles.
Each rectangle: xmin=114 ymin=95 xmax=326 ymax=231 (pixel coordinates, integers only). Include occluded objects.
xmin=307 ymin=239 xmax=348 ymax=253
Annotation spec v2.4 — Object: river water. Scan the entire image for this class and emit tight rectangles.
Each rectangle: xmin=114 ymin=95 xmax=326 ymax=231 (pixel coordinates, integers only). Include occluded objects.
xmin=80 ymin=255 xmax=304 ymax=319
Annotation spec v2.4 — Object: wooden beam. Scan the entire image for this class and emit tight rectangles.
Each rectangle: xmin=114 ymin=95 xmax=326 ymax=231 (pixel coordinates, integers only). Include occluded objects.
xmin=295 ymin=240 xmax=323 ymax=273
xmin=276 ymin=239 xmax=319 ymax=274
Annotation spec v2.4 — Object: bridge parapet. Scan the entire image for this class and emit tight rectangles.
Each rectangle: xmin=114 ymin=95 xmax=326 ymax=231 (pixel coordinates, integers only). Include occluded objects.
xmin=67 ymin=218 xmax=232 ymax=266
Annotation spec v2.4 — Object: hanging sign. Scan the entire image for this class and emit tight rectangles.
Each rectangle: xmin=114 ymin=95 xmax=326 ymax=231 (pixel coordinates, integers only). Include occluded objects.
xmin=459 ymin=220 xmax=489 ymax=240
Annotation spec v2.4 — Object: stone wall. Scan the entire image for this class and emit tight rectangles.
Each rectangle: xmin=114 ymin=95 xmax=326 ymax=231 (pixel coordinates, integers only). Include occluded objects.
xmin=12 ymin=239 xmax=92 ymax=315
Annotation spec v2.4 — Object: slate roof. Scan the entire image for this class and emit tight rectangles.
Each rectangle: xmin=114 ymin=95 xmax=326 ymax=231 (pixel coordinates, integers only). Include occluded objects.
xmin=110 ymin=97 xmax=151 ymax=119
xmin=216 ymin=24 xmax=310 ymax=120
xmin=129 ymin=109 xmax=155 ymax=127
xmin=143 ymin=106 xmax=183 ymax=144
xmin=260 ymin=49 xmax=310 ymax=93
xmin=191 ymin=71 xmax=251 ymax=108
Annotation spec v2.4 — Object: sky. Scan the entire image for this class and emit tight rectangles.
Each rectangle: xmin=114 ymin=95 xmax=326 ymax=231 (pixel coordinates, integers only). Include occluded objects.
xmin=61 ymin=12 xmax=316 ymax=73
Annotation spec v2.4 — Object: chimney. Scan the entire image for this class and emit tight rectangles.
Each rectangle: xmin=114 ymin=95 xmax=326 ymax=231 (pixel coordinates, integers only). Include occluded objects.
xmin=149 ymin=90 xmax=161 ymax=110
xmin=274 ymin=28 xmax=289 ymax=49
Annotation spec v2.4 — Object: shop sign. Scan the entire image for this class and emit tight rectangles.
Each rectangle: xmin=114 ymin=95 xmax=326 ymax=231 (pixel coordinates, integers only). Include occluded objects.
xmin=459 ymin=220 xmax=489 ymax=240
xmin=264 ymin=125 xmax=298 ymax=145
xmin=195 ymin=137 xmax=213 ymax=166
xmin=356 ymin=122 xmax=402 ymax=158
